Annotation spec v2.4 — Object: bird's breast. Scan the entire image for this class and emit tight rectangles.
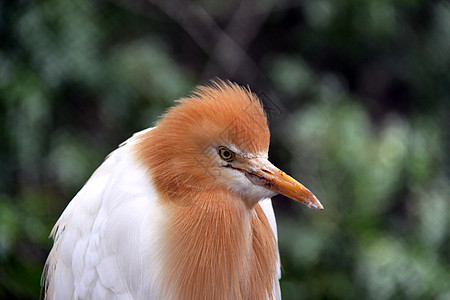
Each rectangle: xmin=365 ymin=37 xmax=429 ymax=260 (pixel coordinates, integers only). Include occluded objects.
xmin=153 ymin=190 xmax=279 ymax=300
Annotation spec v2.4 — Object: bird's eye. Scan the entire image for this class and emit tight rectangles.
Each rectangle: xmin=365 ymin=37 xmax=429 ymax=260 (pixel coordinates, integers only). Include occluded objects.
xmin=218 ymin=146 xmax=234 ymax=162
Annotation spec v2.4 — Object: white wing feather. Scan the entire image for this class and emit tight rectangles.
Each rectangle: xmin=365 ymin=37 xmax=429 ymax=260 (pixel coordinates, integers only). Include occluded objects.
xmin=43 ymin=128 xmax=166 ymax=300
xmin=259 ymin=198 xmax=282 ymax=299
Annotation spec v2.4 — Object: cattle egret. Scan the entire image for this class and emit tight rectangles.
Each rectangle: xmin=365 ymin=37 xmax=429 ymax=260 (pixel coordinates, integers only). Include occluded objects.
xmin=42 ymin=80 xmax=323 ymax=300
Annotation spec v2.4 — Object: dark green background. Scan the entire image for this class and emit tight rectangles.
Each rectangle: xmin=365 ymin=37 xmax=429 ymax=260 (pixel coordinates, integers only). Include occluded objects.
xmin=0 ymin=0 xmax=449 ymax=299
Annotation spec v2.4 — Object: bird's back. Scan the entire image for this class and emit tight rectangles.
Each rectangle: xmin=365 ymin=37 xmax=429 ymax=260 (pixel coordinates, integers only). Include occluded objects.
xmin=43 ymin=130 xmax=168 ymax=299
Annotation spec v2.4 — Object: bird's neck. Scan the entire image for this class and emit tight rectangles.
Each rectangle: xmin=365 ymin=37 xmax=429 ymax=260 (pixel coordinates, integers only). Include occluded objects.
xmin=159 ymin=190 xmax=278 ymax=300
xmin=133 ymin=131 xmax=278 ymax=299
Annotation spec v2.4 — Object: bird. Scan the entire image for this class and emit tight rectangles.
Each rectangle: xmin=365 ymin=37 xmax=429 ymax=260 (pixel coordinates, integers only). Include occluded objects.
xmin=42 ymin=80 xmax=323 ymax=300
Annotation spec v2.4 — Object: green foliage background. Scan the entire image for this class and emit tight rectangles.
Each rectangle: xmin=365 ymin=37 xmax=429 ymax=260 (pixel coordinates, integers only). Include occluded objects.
xmin=0 ymin=0 xmax=449 ymax=299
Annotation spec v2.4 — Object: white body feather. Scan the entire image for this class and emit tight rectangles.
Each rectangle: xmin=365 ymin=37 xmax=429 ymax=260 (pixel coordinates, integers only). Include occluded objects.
xmin=43 ymin=128 xmax=280 ymax=300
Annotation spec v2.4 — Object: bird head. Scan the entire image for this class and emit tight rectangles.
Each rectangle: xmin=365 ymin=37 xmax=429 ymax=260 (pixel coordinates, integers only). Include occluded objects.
xmin=136 ymin=80 xmax=323 ymax=210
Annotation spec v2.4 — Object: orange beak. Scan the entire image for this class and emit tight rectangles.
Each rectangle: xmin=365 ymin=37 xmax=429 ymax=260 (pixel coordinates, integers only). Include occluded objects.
xmin=238 ymin=158 xmax=323 ymax=210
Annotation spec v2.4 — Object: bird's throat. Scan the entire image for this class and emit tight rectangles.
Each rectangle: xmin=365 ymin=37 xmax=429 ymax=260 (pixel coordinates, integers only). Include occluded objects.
xmin=159 ymin=191 xmax=278 ymax=300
